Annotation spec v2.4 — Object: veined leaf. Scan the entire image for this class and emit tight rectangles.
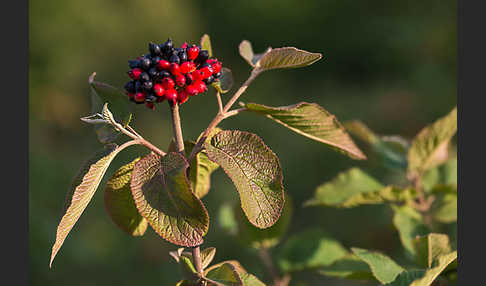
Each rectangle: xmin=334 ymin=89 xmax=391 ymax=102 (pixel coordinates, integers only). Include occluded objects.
xmin=88 ymin=72 xmax=133 ymax=144
xmin=234 ymin=195 xmax=293 ymax=249
xmin=392 ymin=205 xmax=429 ymax=259
xmin=200 ymin=34 xmax=213 ymax=57
xmin=50 ymin=142 xmax=134 ymax=267
xmin=238 ymin=40 xmax=271 ymax=67
xmin=408 ymin=107 xmax=457 ymax=178
xmin=244 ymin=102 xmax=366 ymax=160
xmin=412 ymin=233 xmax=452 ymax=268
xmin=205 ymin=262 xmax=243 ymax=286
xmin=256 ymin=47 xmax=322 ymax=71
xmin=351 ymin=248 xmax=404 ymax=284
xmin=130 ymin=152 xmax=209 ymax=246
xmin=205 ymin=130 xmax=285 ymax=229
xmin=104 ymin=158 xmax=148 ymax=236
xmin=168 ymin=140 xmax=219 ymax=198
xmin=304 ymin=168 xmax=384 ymax=207
xmin=277 ymin=228 xmax=349 ymax=272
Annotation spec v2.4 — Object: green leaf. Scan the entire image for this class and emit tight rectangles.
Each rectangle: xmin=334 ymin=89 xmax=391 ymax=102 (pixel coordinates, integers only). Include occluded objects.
xmin=212 ymin=67 xmax=233 ymax=94
xmin=277 ymin=228 xmax=349 ymax=272
xmin=234 ymin=195 xmax=293 ymax=249
xmin=240 ymin=273 xmax=266 ymax=286
xmin=429 ymin=186 xmax=457 ymax=223
xmin=304 ymin=168 xmax=384 ymax=207
xmin=205 ymin=262 xmax=243 ymax=286
xmin=130 ymin=152 xmax=210 ymax=246
xmin=351 ymin=248 xmax=404 ymax=284
xmin=408 ymin=107 xmax=457 ymax=178
xmin=392 ymin=205 xmax=430 ymax=259
xmin=218 ymin=203 xmax=238 ymax=235
xmin=182 ymin=247 xmax=217 ymax=270
xmin=205 ymin=130 xmax=285 ymax=229
xmin=200 ymin=34 xmax=213 ymax=57
xmin=412 ymin=233 xmax=452 ymax=268
xmin=256 ymin=47 xmax=322 ymax=71
xmin=387 ymin=251 xmax=457 ymax=286
xmin=344 ymin=120 xmax=409 ymax=169
xmin=422 ymin=158 xmax=457 ymax=192
xmin=50 ymin=143 xmax=131 ymax=267
xmin=318 ymin=254 xmax=375 ymax=281
xmin=238 ymin=40 xmax=271 ymax=67
xmin=168 ymin=140 xmax=219 ymax=198
xmin=244 ymin=102 xmax=366 ymax=160
xmin=104 ymin=157 xmax=148 ymax=236
xmin=174 ymin=280 xmax=197 ymax=286
xmin=88 ymin=72 xmax=133 ymax=144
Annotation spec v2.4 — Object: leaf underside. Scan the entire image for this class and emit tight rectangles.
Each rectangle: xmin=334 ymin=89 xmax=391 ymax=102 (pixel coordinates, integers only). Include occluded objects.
xmin=50 ymin=144 xmax=121 ymax=267
xmin=104 ymin=157 xmax=148 ymax=236
xmin=205 ymin=130 xmax=285 ymax=229
xmin=130 ymin=152 xmax=209 ymax=247
xmin=244 ymin=102 xmax=366 ymax=160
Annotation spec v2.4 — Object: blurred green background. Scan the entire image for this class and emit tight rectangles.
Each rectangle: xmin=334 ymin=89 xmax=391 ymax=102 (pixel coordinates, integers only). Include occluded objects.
xmin=29 ymin=0 xmax=456 ymax=285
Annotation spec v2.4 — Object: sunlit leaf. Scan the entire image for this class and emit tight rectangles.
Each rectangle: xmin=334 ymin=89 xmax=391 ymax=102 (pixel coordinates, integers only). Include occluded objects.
xmin=244 ymin=102 xmax=366 ymax=160
xmin=412 ymin=233 xmax=452 ymax=268
xmin=205 ymin=130 xmax=285 ymax=229
xmin=200 ymin=34 xmax=213 ymax=57
xmin=205 ymin=262 xmax=243 ymax=286
xmin=392 ymin=205 xmax=430 ymax=259
xmin=351 ymin=248 xmax=404 ymax=284
xmin=256 ymin=47 xmax=322 ymax=71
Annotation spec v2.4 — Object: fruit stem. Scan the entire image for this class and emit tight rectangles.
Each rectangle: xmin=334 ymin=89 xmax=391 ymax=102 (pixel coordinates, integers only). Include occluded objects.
xmin=192 ymin=246 xmax=204 ymax=278
xmin=170 ymin=102 xmax=185 ymax=153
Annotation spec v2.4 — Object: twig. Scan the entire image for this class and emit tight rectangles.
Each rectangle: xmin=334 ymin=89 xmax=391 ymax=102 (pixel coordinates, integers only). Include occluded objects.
xmin=192 ymin=246 xmax=204 ymax=277
xmin=170 ymin=103 xmax=185 ymax=153
xmin=215 ymin=91 xmax=223 ymax=114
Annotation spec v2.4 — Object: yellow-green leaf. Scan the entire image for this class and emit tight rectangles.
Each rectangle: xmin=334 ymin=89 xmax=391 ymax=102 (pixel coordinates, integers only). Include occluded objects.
xmin=412 ymin=233 xmax=452 ymax=268
xmin=256 ymin=47 xmax=322 ymax=71
xmin=130 ymin=152 xmax=209 ymax=246
xmin=205 ymin=130 xmax=285 ymax=229
xmin=244 ymin=102 xmax=366 ymax=160
xmin=104 ymin=158 xmax=148 ymax=236
xmin=351 ymin=248 xmax=404 ymax=284
xmin=408 ymin=107 xmax=457 ymax=178
xmin=200 ymin=34 xmax=213 ymax=57
xmin=205 ymin=262 xmax=243 ymax=286
xmin=392 ymin=205 xmax=430 ymax=259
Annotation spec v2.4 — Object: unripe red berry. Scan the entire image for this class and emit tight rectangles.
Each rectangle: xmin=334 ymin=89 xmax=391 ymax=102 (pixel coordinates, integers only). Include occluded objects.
xmin=187 ymin=46 xmax=200 ymax=60
xmin=180 ymin=42 xmax=188 ymax=49
xmin=185 ymin=85 xmax=199 ymax=96
xmin=177 ymin=90 xmax=189 ymax=104
xmin=153 ymin=84 xmax=164 ymax=97
xmin=199 ymin=66 xmax=213 ymax=79
xmin=180 ymin=61 xmax=195 ymax=74
xmin=128 ymin=68 xmax=143 ymax=80
xmin=157 ymin=60 xmax=170 ymax=70
xmin=175 ymin=74 xmax=186 ymax=87
xmin=193 ymin=80 xmax=207 ymax=93
xmin=211 ymin=61 xmax=222 ymax=74
xmin=170 ymin=63 xmax=181 ymax=75
xmin=161 ymin=77 xmax=175 ymax=89
xmin=164 ymin=89 xmax=177 ymax=103
xmin=134 ymin=92 xmax=146 ymax=102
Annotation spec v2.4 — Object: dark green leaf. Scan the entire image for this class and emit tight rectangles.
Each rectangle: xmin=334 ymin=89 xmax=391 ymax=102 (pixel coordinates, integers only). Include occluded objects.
xmin=256 ymin=47 xmax=322 ymax=71
xmin=429 ymin=186 xmax=457 ymax=223
xmin=244 ymin=102 xmax=366 ymax=160
xmin=104 ymin=157 xmax=148 ymax=236
xmin=318 ymin=254 xmax=375 ymax=280
xmin=277 ymin=228 xmax=349 ymax=272
xmin=130 ymin=152 xmax=209 ymax=246
xmin=240 ymin=273 xmax=266 ymax=286
xmin=392 ymin=205 xmax=430 ymax=259
xmin=408 ymin=107 xmax=457 ymax=178
xmin=205 ymin=130 xmax=285 ymax=229
xmin=351 ymin=248 xmax=404 ymax=284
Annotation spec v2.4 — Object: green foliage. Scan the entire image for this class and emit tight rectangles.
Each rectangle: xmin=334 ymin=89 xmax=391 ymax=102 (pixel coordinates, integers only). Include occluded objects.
xmin=205 ymin=262 xmax=243 ymax=286
xmin=392 ymin=205 xmax=430 ymax=258
xmin=318 ymin=255 xmax=375 ymax=280
xmin=277 ymin=229 xmax=348 ymax=272
xmin=256 ymin=47 xmax=322 ymax=71
xmin=351 ymin=248 xmax=404 ymax=284
xmin=199 ymin=34 xmax=233 ymax=94
xmin=238 ymin=40 xmax=270 ymax=68
xmin=205 ymin=130 xmax=285 ymax=229
xmin=130 ymin=152 xmax=209 ymax=246
xmin=244 ymin=102 xmax=366 ymax=160
xmin=104 ymin=157 xmax=148 ymax=236
xmin=411 ymin=233 xmax=452 ymax=268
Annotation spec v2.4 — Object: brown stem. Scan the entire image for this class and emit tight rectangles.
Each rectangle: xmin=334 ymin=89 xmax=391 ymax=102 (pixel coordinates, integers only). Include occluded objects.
xmin=170 ymin=103 xmax=185 ymax=153
xmin=258 ymin=247 xmax=289 ymax=286
xmin=192 ymin=246 xmax=204 ymax=276
xmin=188 ymin=68 xmax=261 ymax=162
xmin=411 ymin=175 xmax=434 ymax=228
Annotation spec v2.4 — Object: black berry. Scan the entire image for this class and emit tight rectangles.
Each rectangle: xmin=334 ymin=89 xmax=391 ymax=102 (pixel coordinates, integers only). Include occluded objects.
xmin=195 ymin=50 xmax=209 ymax=64
xmin=128 ymin=60 xmax=140 ymax=69
xmin=140 ymin=72 xmax=150 ymax=82
xmin=142 ymin=80 xmax=153 ymax=91
xmin=141 ymin=58 xmax=152 ymax=70
xmin=169 ymin=54 xmax=180 ymax=64
xmin=149 ymin=42 xmax=161 ymax=56
xmin=124 ymin=81 xmax=136 ymax=93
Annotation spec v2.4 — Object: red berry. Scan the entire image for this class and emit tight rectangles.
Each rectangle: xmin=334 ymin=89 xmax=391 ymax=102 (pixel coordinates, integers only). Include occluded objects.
xmin=164 ymin=89 xmax=177 ymax=103
xmin=185 ymin=85 xmax=199 ymax=96
xmin=145 ymin=102 xmax=155 ymax=110
xmin=170 ymin=63 xmax=181 ymax=75
xmin=134 ymin=92 xmax=146 ymax=102
xmin=127 ymin=92 xmax=135 ymax=99
xmin=187 ymin=46 xmax=200 ymax=60
xmin=177 ymin=90 xmax=189 ymax=104
xmin=161 ymin=77 xmax=175 ymax=89
xmin=211 ymin=61 xmax=222 ymax=74
xmin=185 ymin=73 xmax=194 ymax=85
xmin=193 ymin=81 xmax=207 ymax=93
xmin=180 ymin=61 xmax=195 ymax=74
xmin=156 ymin=95 xmax=165 ymax=102
xmin=157 ymin=60 xmax=170 ymax=70
xmin=199 ymin=66 xmax=213 ymax=79
xmin=128 ymin=68 xmax=142 ymax=80
xmin=176 ymin=74 xmax=186 ymax=87
xmin=192 ymin=70 xmax=204 ymax=81
xmin=180 ymin=42 xmax=188 ymax=49
xmin=153 ymin=84 xmax=164 ymax=96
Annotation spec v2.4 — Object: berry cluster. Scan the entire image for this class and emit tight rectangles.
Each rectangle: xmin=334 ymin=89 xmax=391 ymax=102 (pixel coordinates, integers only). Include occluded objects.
xmin=124 ymin=38 xmax=223 ymax=109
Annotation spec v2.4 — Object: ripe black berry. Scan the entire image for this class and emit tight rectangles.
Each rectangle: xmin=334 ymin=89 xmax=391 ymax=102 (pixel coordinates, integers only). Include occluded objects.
xmin=203 ymin=75 xmax=215 ymax=84
xmin=195 ymin=50 xmax=209 ymax=64
xmin=142 ymin=80 xmax=153 ymax=91
xmin=149 ymin=42 xmax=161 ymax=56
xmin=129 ymin=60 xmax=140 ymax=69
xmin=178 ymin=50 xmax=188 ymax=63
xmin=145 ymin=93 xmax=157 ymax=103
xmin=140 ymin=72 xmax=150 ymax=82
xmin=169 ymin=54 xmax=180 ymax=64
xmin=148 ymin=67 xmax=158 ymax=78
xmin=124 ymin=81 xmax=136 ymax=93
xmin=141 ymin=58 xmax=152 ymax=70
xmin=161 ymin=38 xmax=173 ymax=53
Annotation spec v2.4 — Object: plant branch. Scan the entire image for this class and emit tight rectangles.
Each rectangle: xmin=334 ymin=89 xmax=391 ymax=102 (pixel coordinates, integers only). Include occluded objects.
xmin=188 ymin=68 xmax=261 ymax=162
xmin=170 ymin=103 xmax=185 ymax=153
xmin=192 ymin=246 xmax=204 ymax=277
xmin=215 ymin=91 xmax=223 ymax=114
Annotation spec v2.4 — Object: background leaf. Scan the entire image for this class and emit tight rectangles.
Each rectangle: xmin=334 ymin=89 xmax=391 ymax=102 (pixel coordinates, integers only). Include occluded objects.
xmin=205 ymin=262 xmax=243 ymax=286
xmin=238 ymin=40 xmax=271 ymax=67
xmin=318 ymin=254 xmax=375 ymax=281
xmin=130 ymin=152 xmax=209 ymax=246
xmin=408 ymin=107 xmax=457 ymax=178
xmin=205 ymin=130 xmax=285 ymax=229
xmin=351 ymin=248 xmax=404 ymax=284
xmin=200 ymin=34 xmax=213 ymax=57
xmin=50 ymin=143 xmax=125 ymax=267
xmin=429 ymin=185 xmax=457 ymax=223
xmin=256 ymin=47 xmax=322 ymax=71
xmin=104 ymin=157 xmax=148 ymax=236
xmin=212 ymin=67 xmax=233 ymax=94
xmin=422 ymin=157 xmax=457 ymax=193
xmin=391 ymin=205 xmax=430 ymax=259
xmin=412 ymin=233 xmax=452 ymax=268
xmin=277 ymin=228 xmax=349 ymax=272
xmin=244 ymin=102 xmax=366 ymax=160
